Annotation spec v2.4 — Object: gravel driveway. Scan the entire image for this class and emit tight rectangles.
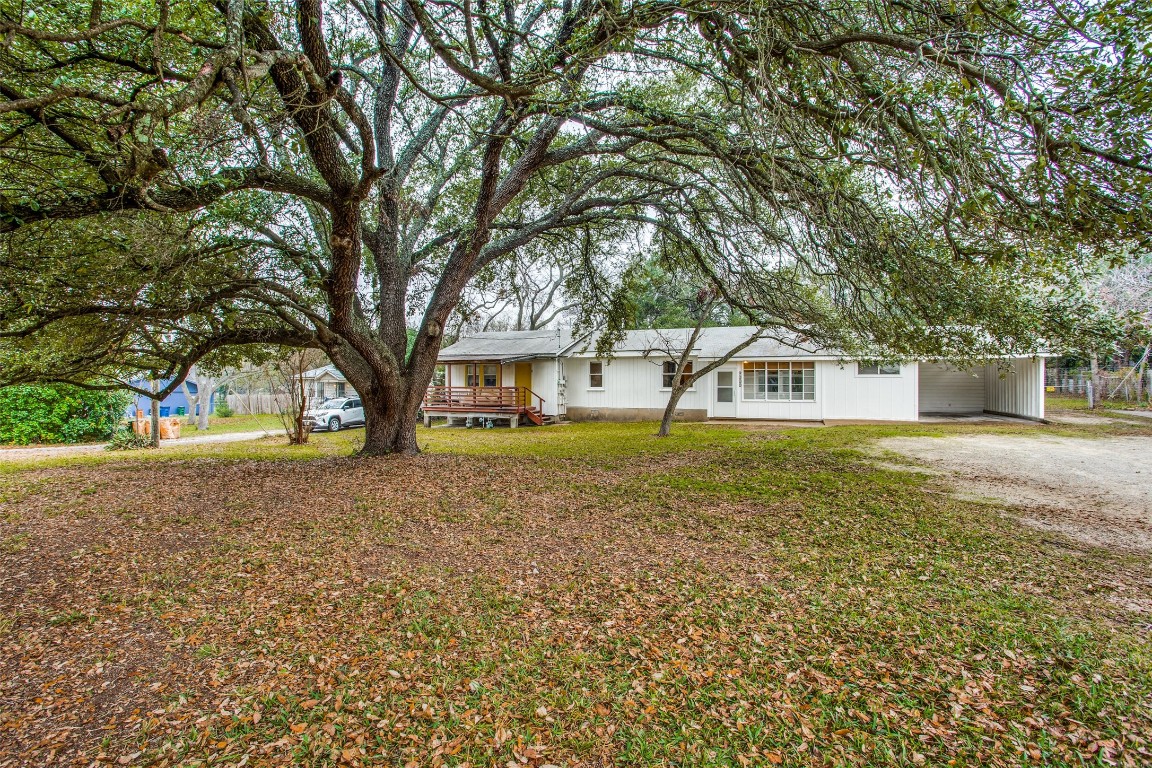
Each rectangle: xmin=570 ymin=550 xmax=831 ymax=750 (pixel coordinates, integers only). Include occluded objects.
xmin=879 ymin=434 xmax=1152 ymax=552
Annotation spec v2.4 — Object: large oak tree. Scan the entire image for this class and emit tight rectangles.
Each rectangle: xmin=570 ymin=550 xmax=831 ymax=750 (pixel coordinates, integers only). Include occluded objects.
xmin=1 ymin=0 xmax=1149 ymax=454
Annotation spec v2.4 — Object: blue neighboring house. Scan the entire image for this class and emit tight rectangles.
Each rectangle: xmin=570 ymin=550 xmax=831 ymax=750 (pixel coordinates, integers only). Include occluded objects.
xmin=124 ymin=379 xmax=216 ymax=419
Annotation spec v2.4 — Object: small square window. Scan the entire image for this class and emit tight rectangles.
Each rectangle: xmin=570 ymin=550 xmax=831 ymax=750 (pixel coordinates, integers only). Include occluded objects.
xmin=662 ymin=360 xmax=694 ymax=388
xmin=465 ymin=364 xmax=499 ymax=387
xmin=589 ymin=360 xmax=604 ymax=388
xmin=858 ymin=362 xmax=900 ymax=375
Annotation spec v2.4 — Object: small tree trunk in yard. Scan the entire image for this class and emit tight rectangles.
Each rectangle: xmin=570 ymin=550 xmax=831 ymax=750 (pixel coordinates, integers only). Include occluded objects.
xmin=657 ymin=382 xmax=692 ymax=437
xmin=180 ymin=380 xmax=197 ymax=426
xmin=1089 ymin=353 xmax=1100 ymax=408
xmin=149 ymin=379 xmax=160 ymax=448
xmin=293 ymin=394 xmax=307 ymax=445
xmin=654 ymin=330 xmax=768 ymax=437
xmin=1137 ymin=344 xmax=1150 ymax=405
xmin=196 ymin=377 xmax=215 ymax=431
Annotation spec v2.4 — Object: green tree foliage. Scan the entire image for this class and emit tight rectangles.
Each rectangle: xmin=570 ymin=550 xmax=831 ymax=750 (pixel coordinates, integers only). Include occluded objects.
xmin=0 ymin=0 xmax=1149 ymax=452
xmin=628 ymin=260 xmax=720 ymax=330
xmin=0 ymin=385 xmax=132 ymax=445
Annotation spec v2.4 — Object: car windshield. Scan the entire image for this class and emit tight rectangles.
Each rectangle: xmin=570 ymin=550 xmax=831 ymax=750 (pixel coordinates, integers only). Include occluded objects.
xmin=317 ymin=399 xmax=346 ymax=409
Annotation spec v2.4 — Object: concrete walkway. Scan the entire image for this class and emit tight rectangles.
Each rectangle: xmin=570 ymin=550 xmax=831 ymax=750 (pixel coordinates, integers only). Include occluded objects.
xmin=0 ymin=430 xmax=278 ymax=461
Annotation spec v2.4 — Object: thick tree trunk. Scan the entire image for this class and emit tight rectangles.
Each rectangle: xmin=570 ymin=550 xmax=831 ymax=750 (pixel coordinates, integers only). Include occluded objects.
xmin=359 ymin=385 xmax=420 ymax=456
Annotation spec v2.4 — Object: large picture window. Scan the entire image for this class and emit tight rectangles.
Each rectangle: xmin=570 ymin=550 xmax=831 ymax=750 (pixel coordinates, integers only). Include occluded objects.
xmin=662 ymin=360 xmax=694 ymax=389
xmin=589 ymin=360 xmax=604 ymax=388
xmin=465 ymin=364 xmax=499 ymax=387
xmin=742 ymin=361 xmax=815 ymax=401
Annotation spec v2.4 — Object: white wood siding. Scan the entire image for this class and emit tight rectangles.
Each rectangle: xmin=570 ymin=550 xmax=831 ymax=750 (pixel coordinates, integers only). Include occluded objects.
xmin=530 ymin=359 xmax=559 ymax=416
xmin=565 ymin=356 xmax=707 ymax=411
xmin=442 ymin=354 xmax=1043 ymax=422
xmin=984 ymin=357 xmax=1045 ymax=420
xmin=567 ymin=357 xmax=917 ymax=421
xmin=819 ymin=362 xmax=919 ymax=421
xmin=918 ymin=363 xmax=985 ymax=413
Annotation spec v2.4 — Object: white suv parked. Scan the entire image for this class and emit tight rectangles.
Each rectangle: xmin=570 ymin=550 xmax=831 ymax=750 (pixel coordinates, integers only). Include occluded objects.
xmin=306 ymin=397 xmax=365 ymax=432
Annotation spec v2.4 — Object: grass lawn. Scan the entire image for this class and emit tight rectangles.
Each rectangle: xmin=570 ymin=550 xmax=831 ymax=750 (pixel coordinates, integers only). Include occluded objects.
xmin=1045 ymin=392 xmax=1091 ymax=411
xmin=176 ymin=414 xmax=285 ymax=435
xmin=1045 ymin=392 xmax=1150 ymax=414
xmin=1 ymin=418 xmax=1150 ymax=767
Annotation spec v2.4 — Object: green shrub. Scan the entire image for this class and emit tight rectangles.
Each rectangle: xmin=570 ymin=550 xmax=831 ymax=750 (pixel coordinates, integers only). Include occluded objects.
xmin=0 ymin=385 xmax=133 ymax=445
xmin=105 ymin=427 xmax=154 ymax=451
xmin=213 ymin=397 xmax=234 ymax=418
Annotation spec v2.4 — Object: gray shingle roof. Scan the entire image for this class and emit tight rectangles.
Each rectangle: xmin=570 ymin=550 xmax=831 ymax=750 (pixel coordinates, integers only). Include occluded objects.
xmin=576 ymin=326 xmax=834 ymax=358
xmin=302 ymin=364 xmax=348 ymax=381
xmin=437 ymin=326 xmax=837 ymax=362
xmin=437 ymin=328 xmax=581 ymax=361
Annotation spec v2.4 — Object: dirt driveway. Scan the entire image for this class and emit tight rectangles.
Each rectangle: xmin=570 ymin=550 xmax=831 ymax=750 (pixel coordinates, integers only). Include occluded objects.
xmin=879 ymin=434 xmax=1152 ymax=552
xmin=0 ymin=430 xmax=277 ymax=461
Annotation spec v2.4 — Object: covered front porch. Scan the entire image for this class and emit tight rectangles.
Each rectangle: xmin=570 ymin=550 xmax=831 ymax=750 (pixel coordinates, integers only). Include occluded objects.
xmin=422 ymin=384 xmax=546 ymax=427
xmin=423 ymin=359 xmax=551 ymax=427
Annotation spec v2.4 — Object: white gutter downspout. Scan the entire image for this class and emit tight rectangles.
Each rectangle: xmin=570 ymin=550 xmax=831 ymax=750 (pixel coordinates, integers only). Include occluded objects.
xmin=553 ymin=331 xmax=591 ymax=421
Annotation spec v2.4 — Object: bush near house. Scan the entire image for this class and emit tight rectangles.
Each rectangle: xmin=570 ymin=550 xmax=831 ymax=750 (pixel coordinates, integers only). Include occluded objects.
xmin=0 ymin=384 xmax=132 ymax=445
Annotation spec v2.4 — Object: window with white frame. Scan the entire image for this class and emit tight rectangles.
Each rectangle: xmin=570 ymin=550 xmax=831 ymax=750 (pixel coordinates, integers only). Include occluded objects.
xmin=662 ymin=360 xmax=694 ymax=388
xmin=857 ymin=362 xmax=901 ymax=375
xmin=742 ymin=361 xmax=815 ymax=400
xmin=589 ymin=360 xmax=604 ymax=388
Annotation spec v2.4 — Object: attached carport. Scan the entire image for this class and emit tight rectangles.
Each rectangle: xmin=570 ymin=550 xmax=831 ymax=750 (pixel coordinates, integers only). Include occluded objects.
xmin=918 ymin=363 xmax=985 ymax=415
xmin=918 ymin=358 xmax=1045 ymax=420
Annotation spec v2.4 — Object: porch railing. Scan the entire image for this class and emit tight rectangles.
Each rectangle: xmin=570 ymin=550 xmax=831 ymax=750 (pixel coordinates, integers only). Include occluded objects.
xmin=422 ymin=385 xmax=545 ymax=414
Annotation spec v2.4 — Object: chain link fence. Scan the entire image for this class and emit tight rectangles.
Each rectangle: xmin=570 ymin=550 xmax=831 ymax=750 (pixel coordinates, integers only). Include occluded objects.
xmin=1046 ymin=366 xmax=1151 ymax=404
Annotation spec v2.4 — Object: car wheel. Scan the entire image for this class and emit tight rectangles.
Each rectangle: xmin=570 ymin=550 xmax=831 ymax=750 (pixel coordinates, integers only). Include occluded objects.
xmin=328 ymin=416 xmax=341 ymax=432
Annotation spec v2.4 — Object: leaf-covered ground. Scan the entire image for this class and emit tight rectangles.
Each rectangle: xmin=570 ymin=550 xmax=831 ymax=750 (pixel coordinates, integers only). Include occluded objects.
xmin=1 ymin=420 xmax=1150 ymax=767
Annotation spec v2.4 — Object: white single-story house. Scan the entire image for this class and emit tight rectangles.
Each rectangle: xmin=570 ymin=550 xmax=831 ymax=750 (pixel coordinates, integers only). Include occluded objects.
xmin=302 ymin=365 xmax=357 ymax=401
xmin=426 ymin=326 xmax=1046 ymax=424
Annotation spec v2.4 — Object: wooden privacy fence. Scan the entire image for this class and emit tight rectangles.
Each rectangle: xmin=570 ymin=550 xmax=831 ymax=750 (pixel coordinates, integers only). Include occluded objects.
xmin=226 ymin=392 xmax=291 ymax=415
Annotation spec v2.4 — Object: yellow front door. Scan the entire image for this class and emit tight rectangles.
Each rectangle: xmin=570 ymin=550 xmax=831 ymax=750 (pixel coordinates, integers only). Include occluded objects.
xmin=514 ymin=363 xmax=533 ymax=407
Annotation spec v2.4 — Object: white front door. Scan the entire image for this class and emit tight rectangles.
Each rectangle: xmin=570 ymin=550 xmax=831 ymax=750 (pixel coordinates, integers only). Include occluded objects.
xmin=713 ymin=367 xmax=738 ymax=418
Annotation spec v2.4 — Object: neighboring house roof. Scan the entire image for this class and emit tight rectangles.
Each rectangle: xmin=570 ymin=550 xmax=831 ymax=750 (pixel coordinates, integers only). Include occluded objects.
xmin=301 ymin=365 xmax=348 ymax=381
xmin=437 ymin=328 xmax=583 ymax=362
